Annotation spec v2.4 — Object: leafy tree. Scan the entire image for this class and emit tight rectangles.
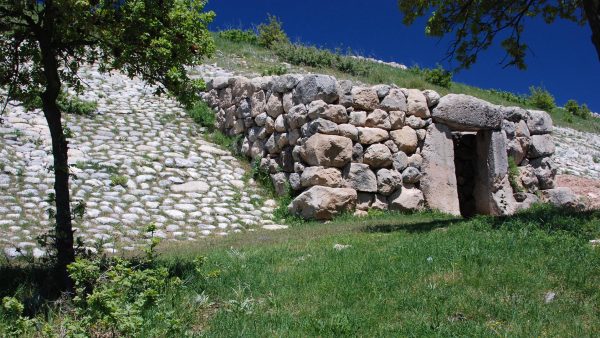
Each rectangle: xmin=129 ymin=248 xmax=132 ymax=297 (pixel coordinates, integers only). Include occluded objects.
xmin=0 ymin=0 xmax=215 ymax=292
xmin=398 ymin=0 xmax=600 ymax=69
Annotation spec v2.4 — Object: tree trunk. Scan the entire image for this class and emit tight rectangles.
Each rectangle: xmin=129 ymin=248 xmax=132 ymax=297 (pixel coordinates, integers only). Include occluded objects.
xmin=39 ymin=28 xmax=75 ymax=293
xmin=584 ymin=0 xmax=600 ymax=61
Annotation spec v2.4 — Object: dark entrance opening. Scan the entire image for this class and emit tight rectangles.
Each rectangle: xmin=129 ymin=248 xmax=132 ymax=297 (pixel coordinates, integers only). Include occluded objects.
xmin=453 ymin=132 xmax=478 ymax=217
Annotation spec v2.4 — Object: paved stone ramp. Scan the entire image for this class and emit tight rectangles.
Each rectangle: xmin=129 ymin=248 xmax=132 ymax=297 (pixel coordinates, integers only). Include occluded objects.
xmin=553 ymin=126 xmax=600 ymax=179
xmin=0 ymin=65 xmax=281 ymax=257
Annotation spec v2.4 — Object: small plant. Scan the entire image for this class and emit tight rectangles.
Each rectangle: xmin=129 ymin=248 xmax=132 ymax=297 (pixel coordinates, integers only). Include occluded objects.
xmin=218 ymin=29 xmax=258 ymax=44
xmin=508 ymin=157 xmax=523 ymax=193
xmin=261 ymin=64 xmax=288 ymax=76
xmin=257 ymin=14 xmax=289 ymax=49
xmin=187 ymin=101 xmax=216 ymax=130
xmin=0 ymin=297 xmax=37 ymax=336
xmin=528 ymin=86 xmax=556 ymax=111
xmin=58 ymin=94 xmax=97 ymax=116
xmin=110 ymin=174 xmax=128 ymax=187
xmin=209 ymin=130 xmax=242 ymax=155
xmin=593 ymin=155 xmax=600 ymax=164
xmin=423 ymin=64 xmax=453 ymax=88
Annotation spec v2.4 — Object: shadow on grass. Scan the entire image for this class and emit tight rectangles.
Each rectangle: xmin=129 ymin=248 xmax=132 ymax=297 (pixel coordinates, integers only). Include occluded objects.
xmin=364 ymin=218 xmax=460 ymax=234
xmin=0 ymin=262 xmax=60 ymax=316
xmin=362 ymin=204 xmax=599 ymax=239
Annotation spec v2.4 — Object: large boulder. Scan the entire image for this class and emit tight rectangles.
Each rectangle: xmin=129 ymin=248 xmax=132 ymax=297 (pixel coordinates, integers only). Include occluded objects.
xmin=294 ymin=75 xmax=339 ymax=104
xmin=390 ymin=126 xmax=418 ymax=153
xmin=380 ymin=89 xmax=407 ymax=111
xmin=541 ymin=187 xmax=581 ymax=208
xmin=343 ymin=163 xmax=377 ymax=192
xmin=365 ymin=109 xmax=392 ymax=130
xmin=528 ymin=134 xmax=555 ymax=158
xmin=526 ymin=110 xmax=553 ymax=135
xmin=432 ymin=94 xmax=503 ymax=131
xmin=301 ymin=134 xmax=353 ymax=167
xmin=300 ymin=166 xmax=344 ymax=188
xmin=363 ymin=144 xmax=393 ymax=168
xmin=357 ymin=127 xmax=389 ymax=144
xmin=406 ymin=89 xmax=430 ymax=118
xmin=389 ymin=187 xmax=424 ymax=211
xmin=352 ymin=87 xmax=379 ymax=110
xmin=271 ymin=74 xmax=302 ymax=93
xmin=376 ymin=168 xmax=402 ymax=196
xmin=288 ymin=186 xmax=357 ymax=220
xmin=420 ymin=123 xmax=460 ymax=215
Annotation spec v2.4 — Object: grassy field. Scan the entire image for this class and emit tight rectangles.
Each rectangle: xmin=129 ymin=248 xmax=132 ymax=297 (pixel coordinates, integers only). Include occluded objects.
xmin=207 ymin=35 xmax=600 ymax=134
xmin=1 ymin=205 xmax=599 ymax=336
xmin=160 ymin=205 xmax=599 ymax=337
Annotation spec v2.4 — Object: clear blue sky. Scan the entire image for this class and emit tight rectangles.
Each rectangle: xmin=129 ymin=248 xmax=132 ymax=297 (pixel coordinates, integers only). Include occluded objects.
xmin=206 ymin=0 xmax=600 ymax=112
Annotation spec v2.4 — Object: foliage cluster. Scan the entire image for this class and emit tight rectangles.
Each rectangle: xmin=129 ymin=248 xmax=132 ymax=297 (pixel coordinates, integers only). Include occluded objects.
xmin=187 ymin=100 xmax=216 ymax=130
xmin=109 ymin=174 xmax=128 ymax=187
xmin=257 ymin=14 xmax=290 ymax=48
xmin=528 ymin=86 xmax=556 ymax=111
xmin=0 ymin=226 xmax=218 ymax=337
xmin=217 ymin=29 xmax=258 ymax=44
xmin=261 ymin=64 xmax=288 ymax=76
xmin=422 ymin=65 xmax=453 ymax=88
xmin=272 ymin=43 xmax=369 ymax=76
xmin=564 ymin=99 xmax=593 ymax=119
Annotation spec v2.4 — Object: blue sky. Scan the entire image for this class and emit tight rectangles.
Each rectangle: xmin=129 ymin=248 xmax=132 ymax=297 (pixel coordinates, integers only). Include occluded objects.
xmin=206 ymin=0 xmax=600 ymax=112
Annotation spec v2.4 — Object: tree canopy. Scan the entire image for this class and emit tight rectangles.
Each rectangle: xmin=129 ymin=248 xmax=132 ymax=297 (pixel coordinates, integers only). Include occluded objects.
xmin=398 ymin=0 xmax=600 ymax=70
xmin=0 ymin=0 xmax=215 ymax=291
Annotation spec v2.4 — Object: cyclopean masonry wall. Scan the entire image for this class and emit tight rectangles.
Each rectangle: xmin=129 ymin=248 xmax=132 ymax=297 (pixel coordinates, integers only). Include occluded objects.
xmin=201 ymin=74 xmax=577 ymax=220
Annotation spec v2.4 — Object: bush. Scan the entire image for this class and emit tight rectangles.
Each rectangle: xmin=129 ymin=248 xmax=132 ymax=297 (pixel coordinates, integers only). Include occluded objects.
xmin=528 ymin=86 xmax=556 ymax=111
xmin=564 ymin=99 xmax=579 ymax=115
xmin=187 ymin=101 xmax=216 ymax=130
xmin=576 ymin=103 xmax=592 ymax=119
xmin=257 ymin=14 xmax=289 ymax=49
xmin=261 ymin=64 xmax=288 ymax=76
xmin=423 ymin=64 xmax=453 ymax=88
xmin=218 ymin=29 xmax=258 ymax=44
xmin=273 ymin=43 xmax=369 ymax=76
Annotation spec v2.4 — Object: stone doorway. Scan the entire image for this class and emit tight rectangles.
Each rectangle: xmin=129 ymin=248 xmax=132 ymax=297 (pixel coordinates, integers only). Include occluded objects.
xmin=422 ymin=116 xmax=516 ymax=217
xmin=453 ymin=132 xmax=478 ymax=217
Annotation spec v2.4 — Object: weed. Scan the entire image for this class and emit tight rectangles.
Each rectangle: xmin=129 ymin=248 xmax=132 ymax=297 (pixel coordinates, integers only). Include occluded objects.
xmin=593 ymin=155 xmax=600 ymax=164
xmin=508 ymin=157 xmax=523 ymax=192
xmin=109 ymin=175 xmax=128 ymax=187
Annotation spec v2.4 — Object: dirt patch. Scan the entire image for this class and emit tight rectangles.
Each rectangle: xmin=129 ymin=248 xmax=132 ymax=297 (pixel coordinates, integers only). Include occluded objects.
xmin=556 ymin=175 xmax=600 ymax=210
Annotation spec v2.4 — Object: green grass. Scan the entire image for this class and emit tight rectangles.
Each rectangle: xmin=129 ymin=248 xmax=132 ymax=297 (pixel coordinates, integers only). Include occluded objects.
xmin=209 ymin=34 xmax=600 ymax=134
xmin=158 ymin=205 xmax=599 ymax=337
xmin=2 ymin=205 xmax=599 ymax=336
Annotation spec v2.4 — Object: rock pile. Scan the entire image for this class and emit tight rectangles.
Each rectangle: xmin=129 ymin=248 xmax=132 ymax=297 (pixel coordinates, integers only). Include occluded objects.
xmin=202 ymin=73 xmax=576 ymax=219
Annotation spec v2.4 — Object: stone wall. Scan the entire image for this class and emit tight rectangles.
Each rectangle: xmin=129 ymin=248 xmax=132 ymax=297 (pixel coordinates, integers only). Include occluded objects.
xmin=201 ymin=73 xmax=568 ymax=220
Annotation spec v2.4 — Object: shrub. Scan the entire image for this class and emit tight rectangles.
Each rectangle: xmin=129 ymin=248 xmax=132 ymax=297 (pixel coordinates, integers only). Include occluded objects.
xmin=576 ymin=103 xmax=592 ymax=119
xmin=272 ymin=43 xmax=369 ymax=76
xmin=187 ymin=101 xmax=216 ymax=130
xmin=218 ymin=29 xmax=258 ymax=44
xmin=486 ymin=89 xmax=529 ymax=105
xmin=257 ymin=14 xmax=289 ymax=49
xmin=423 ymin=64 xmax=453 ymax=88
xmin=564 ymin=99 xmax=579 ymax=115
xmin=528 ymin=86 xmax=556 ymax=111
xmin=261 ymin=64 xmax=288 ymax=76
